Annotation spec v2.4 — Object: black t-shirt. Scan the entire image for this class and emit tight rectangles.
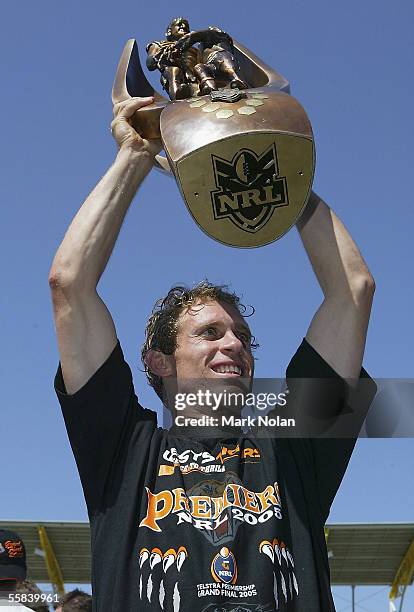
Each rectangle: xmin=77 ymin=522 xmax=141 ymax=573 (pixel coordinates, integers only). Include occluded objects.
xmin=55 ymin=340 xmax=376 ymax=612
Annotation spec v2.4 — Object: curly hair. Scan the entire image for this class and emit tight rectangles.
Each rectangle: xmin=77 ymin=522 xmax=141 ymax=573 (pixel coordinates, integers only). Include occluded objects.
xmin=141 ymin=281 xmax=258 ymax=401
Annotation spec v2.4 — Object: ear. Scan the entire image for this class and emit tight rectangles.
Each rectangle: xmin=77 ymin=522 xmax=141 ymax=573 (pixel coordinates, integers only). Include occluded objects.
xmin=145 ymin=349 xmax=175 ymax=377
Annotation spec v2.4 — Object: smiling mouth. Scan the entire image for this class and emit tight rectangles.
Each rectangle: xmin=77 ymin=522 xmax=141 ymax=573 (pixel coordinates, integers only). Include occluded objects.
xmin=211 ymin=365 xmax=243 ymax=376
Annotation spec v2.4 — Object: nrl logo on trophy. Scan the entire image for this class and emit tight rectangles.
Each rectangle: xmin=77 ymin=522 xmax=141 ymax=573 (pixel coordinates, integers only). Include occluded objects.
xmin=211 ymin=144 xmax=288 ymax=233
xmin=112 ymin=17 xmax=315 ymax=247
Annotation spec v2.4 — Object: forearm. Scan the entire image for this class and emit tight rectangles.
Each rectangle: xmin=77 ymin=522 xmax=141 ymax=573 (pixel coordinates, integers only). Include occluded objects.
xmin=49 ymin=148 xmax=153 ymax=290
xmin=296 ymin=191 xmax=375 ymax=379
xmin=296 ymin=191 xmax=374 ymax=301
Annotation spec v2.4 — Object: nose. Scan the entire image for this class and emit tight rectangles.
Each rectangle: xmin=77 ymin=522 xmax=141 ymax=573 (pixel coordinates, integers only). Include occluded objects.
xmin=220 ymin=329 xmax=244 ymax=353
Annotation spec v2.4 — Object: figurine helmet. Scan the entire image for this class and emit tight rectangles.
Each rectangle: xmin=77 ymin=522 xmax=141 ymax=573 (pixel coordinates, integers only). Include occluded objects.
xmin=165 ymin=17 xmax=189 ymax=40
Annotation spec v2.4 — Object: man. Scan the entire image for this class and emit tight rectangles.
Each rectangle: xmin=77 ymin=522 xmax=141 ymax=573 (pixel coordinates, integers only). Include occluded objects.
xmin=49 ymin=97 xmax=375 ymax=611
xmin=0 ymin=529 xmax=33 ymax=611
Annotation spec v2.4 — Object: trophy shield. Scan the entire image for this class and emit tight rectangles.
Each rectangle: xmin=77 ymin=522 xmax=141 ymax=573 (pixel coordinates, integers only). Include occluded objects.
xmin=112 ymin=35 xmax=314 ymax=248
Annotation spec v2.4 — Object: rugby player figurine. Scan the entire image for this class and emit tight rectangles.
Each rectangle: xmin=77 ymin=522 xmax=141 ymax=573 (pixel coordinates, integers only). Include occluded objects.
xmin=146 ymin=17 xmax=247 ymax=100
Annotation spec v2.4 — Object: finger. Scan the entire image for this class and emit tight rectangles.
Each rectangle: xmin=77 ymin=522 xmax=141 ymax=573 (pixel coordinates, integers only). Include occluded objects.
xmin=113 ymin=96 xmax=154 ymax=119
xmin=112 ymin=99 xmax=135 ymax=118
xmin=113 ymin=97 xmax=152 ymax=118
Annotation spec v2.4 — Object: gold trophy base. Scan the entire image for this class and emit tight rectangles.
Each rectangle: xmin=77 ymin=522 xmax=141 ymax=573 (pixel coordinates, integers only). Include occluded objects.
xmin=172 ymin=131 xmax=313 ymax=248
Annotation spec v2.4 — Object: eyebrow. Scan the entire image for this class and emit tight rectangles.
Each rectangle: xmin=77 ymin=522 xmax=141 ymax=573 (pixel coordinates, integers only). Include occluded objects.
xmin=195 ymin=320 xmax=252 ymax=336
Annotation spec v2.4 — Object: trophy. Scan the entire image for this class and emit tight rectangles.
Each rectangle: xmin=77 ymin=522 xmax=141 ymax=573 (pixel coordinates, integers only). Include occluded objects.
xmin=112 ymin=18 xmax=314 ymax=248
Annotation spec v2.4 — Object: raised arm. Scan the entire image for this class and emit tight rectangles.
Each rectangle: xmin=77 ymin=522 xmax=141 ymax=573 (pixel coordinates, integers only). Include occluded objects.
xmin=296 ymin=191 xmax=375 ymax=381
xmin=174 ymin=28 xmax=232 ymax=52
xmin=48 ymin=97 xmax=161 ymax=394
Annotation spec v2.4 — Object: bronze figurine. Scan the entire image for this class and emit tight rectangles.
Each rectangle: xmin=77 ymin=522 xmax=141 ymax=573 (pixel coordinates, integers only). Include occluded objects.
xmin=146 ymin=17 xmax=247 ymax=100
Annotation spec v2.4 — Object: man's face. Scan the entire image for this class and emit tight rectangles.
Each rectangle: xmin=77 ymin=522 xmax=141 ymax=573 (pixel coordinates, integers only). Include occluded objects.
xmin=171 ymin=300 xmax=254 ymax=391
xmin=170 ymin=20 xmax=189 ymax=40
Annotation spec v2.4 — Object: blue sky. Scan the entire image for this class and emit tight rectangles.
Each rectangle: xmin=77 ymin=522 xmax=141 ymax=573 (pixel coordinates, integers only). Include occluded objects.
xmin=1 ymin=0 xmax=413 ymax=609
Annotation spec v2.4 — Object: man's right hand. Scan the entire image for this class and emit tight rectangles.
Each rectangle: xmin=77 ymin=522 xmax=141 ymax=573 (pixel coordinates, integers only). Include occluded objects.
xmin=111 ymin=96 xmax=162 ymax=156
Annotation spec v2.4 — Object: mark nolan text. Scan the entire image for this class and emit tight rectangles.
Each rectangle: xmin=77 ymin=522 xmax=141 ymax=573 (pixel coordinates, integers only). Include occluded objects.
xmin=173 ymin=415 xmax=295 ymax=428
xmin=222 ymin=415 xmax=296 ymax=428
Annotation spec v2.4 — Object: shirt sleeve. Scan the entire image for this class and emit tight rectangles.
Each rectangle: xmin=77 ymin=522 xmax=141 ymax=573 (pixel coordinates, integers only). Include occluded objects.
xmin=286 ymin=339 xmax=377 ymax=521
xmin=54 ymin=341 xmax=157 ymax=515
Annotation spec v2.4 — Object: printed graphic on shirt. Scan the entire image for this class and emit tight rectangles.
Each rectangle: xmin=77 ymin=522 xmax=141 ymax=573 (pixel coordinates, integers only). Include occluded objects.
xmin=211 ymin=547 xmax=238 ymax=584
xmin=140 ymin=474 xmax=283 ymax=545
xmin=138 ymin=546 xmax=188 ymax=611
xmin=216 ymin=444 xmax=261 ymax=465
xmin=158 ymin=444 xmax=261 ymax=477
xmin=197 ymin=547 xmax=257 ymax=601
xmin=259 ymin=539 xmax=299 ymax=608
